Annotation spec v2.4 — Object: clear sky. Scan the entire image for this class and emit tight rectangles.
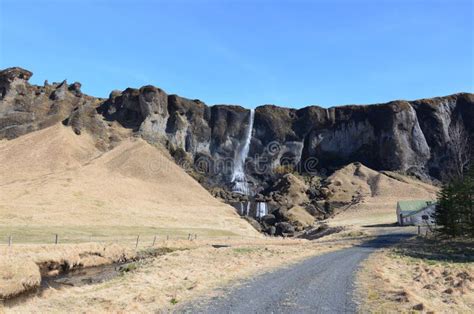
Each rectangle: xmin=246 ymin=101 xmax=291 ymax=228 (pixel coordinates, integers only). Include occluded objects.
xmin=0 ymin=0 xmax=473 ymax=108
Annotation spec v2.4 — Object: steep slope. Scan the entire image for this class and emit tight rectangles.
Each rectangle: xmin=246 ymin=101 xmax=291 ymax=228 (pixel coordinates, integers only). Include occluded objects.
xmin=0 ymin=123 xmax=101 ymax=183
xmin=0 ymin=67 xmax=471 ymax=231
xmin=1 ymin=67 xmax=473 ymax=194
xmin=0 ymin=124 xmax=258 ymax=237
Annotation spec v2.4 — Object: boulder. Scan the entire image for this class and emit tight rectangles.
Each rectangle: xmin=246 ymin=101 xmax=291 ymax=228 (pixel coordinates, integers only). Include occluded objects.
xmin=265 ymin=225 xmax=276 ymax=236
xmin=299 ymin=224 xmax=344 ymax=240
xmin=275 ymin=222 xmax=295 ymax=236
xmin=261 ymin=214 xmax=276 ymax=226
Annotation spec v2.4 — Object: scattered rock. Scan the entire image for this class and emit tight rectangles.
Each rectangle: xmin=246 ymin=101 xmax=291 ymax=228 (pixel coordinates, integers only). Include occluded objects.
xmin=298 ymin=224 xmax=344 ymax=240
xmin=412 ymin=303 xmax=424 ymax=311
xmin=261 ymin=214 xmax=276 ymax=226
xmin=275 ymin=222 xmax=295 ymax=236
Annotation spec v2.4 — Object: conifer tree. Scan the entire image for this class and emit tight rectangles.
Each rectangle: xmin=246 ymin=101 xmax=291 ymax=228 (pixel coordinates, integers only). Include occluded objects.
xmin=435 ymin=166 xmax=474 ymax=238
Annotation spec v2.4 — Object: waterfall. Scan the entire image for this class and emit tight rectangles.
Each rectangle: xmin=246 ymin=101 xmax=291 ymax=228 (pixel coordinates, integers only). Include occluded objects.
xmin=256 ymin=202 xmax=267 ymax=218
xmin=230 ymin=109 xmax=268 ymax=220
xmin=231 ymin=109 xmax=255 ymax=195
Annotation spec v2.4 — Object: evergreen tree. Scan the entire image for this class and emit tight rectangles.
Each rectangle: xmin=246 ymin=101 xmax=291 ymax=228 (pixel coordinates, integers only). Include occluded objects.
xmin=435 ymin=166 xmax=474 ymax=238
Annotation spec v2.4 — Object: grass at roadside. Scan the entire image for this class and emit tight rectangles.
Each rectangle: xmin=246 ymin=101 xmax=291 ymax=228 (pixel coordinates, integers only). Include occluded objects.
xmin=1 ymin=237 xmax=361 ymax=312
xmin=356 ymin=236 xmax=474 ymax=313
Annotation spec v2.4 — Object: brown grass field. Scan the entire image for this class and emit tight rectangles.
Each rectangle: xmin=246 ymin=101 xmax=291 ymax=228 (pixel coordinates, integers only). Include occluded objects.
xmin=1 ymin=124 xmax=458 ymax=313
xmin=1 ymin=234 xmax=364 ymax=312
xmin=0 ymin=124 xmax=258 ymax=239
xmin=326 ymin=163 xmax=438 ymax=227
xmin=357 ymin=237 xmax=474 ymax=313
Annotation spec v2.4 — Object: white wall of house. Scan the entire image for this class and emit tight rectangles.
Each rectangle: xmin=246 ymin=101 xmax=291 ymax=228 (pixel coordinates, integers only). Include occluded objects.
xmin=397 ymin=204 xmax=436 ymax=226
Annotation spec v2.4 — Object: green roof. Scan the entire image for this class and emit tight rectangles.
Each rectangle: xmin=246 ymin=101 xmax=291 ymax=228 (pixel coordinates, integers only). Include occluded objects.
xmin=398 ymin=200 xmax=434 ymax=216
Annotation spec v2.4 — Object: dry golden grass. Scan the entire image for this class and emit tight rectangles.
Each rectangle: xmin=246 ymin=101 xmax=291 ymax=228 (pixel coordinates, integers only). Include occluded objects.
xmin=0 ymin=124 xmax=258 ymax=238
xmin=286 ymin=205 xmax=315 ymax=228
xmin=0 ymin=257 xmax=40 ymax=300
xmin=357 ymin=243 xmax=474 ymax=313
xmin=0 ymin=243 xmax=136 ymax=273
xmin=0 ymin=242 xmax=137 ymax=301
xmin=1 ymin=237 xmax=360 ymax=313
xmin=326 ymin=163 xmax=438 ymax=227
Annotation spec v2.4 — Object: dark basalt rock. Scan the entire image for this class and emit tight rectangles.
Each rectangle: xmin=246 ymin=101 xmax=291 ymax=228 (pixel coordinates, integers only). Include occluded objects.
xmin=1 ymin=67 xmax=473 ymax=229
xmin=275 ymin=222 xmax=295 ymax=236
xmin=0 ymin=67 xmax=98 ymax=139
xmin=96 ymin=84 xmax=474 ymax=187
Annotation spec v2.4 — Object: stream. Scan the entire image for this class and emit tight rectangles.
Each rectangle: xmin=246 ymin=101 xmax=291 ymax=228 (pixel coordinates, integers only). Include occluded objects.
xmin=3 ymin=247 xmax=178 ymax=306
xmin=3 ymin=262 xmax=130 ymax=307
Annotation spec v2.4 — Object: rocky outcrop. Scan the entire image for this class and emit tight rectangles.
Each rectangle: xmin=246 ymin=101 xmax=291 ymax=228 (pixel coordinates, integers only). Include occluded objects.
xmin=1 ymin=66 xmax=471 ymax=234
xmin=96 ymin=83 xmax=473 ymax=188
xmin=0 ymin=67 xmax=99 ymax=140
xmin=1 ymin=67 xmax=472 ymax=191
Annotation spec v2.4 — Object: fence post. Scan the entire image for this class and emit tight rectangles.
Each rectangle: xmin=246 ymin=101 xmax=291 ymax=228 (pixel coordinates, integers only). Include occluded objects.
xmin=55 ymin=234 xmax=59 ymax=244
xmin=152 ymin=235 xmax=157 ymax=246
xmin=418 ymin=226 xmax=421 ymax=235
xmin=166 ymin=235 xmax=169 ymax=241
xmin=135 ymin=235 xmax=140 ymax=249
xmin=8 ymin=235 xmax=12 ymax=246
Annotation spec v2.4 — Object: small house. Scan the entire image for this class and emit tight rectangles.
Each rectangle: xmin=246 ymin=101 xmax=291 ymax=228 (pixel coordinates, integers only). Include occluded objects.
xmin=396 ymin=200 xmax=436 ymax=226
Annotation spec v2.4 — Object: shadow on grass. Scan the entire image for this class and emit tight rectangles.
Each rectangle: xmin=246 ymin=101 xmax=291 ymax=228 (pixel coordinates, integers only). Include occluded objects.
xmin=357 ymin=233 xmax=415 ymax=250
xmin=393 ymin=236 xmax=474 ymax=263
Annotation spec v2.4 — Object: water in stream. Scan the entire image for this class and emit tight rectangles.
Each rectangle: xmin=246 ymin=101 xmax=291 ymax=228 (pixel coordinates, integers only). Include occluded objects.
xmin=3 ymin=262 xmax=127 ymax=307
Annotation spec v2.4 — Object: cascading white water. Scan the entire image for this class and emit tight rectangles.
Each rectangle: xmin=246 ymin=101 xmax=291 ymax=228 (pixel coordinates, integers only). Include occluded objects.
xmin=239 ymin=203 xmax=244 ymax=215
xmin=231 ymin=109 xmax=255 ymax=195
xmin=256 ymin=202 xmax=267 ymax=218
xmin=230 ymin=109 xmax=269 ymax=219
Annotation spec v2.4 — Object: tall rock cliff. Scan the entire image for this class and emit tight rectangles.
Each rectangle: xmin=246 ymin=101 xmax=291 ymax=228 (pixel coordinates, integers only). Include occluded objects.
xmin=1 ymin=67 xmax=473 ymax=192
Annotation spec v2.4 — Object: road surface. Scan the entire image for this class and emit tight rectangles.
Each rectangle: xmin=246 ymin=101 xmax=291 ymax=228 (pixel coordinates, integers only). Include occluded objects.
xmin=180 ymin=231 xmax=414 ymax=314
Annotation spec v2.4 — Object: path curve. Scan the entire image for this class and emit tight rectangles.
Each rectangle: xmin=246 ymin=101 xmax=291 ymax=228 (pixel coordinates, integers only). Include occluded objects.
xmin=180 ymin=231 xmax=413 ymax=314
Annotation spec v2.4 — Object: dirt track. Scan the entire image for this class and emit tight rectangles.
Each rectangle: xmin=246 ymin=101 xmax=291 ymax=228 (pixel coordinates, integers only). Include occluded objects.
xmin=180 ymin=230 xmax=415 ymax=313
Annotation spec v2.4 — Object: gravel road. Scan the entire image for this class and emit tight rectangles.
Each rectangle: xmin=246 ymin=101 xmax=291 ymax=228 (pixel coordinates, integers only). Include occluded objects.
xmin=180 ymin=230 xmax=414 ymax=314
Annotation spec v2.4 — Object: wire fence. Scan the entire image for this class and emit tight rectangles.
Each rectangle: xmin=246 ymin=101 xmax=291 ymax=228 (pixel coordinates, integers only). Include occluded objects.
xmin=0 ymin=232 xmax=260 ymax=248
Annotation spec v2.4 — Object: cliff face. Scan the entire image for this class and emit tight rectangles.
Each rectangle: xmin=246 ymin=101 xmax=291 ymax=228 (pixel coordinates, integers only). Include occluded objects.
xmin=1 ymin=67 xmax=473 ymax=190
xmin=97 ymin=83 xmax=473 ymax=188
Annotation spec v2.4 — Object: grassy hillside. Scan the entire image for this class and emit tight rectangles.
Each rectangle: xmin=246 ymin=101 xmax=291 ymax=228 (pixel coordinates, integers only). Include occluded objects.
xmin=0 ymin=124 xmax=258 ymax=241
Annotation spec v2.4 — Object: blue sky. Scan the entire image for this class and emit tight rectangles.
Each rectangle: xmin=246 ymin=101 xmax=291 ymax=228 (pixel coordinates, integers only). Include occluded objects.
xmin=0 ymin=0 xmax=473 ymax=108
